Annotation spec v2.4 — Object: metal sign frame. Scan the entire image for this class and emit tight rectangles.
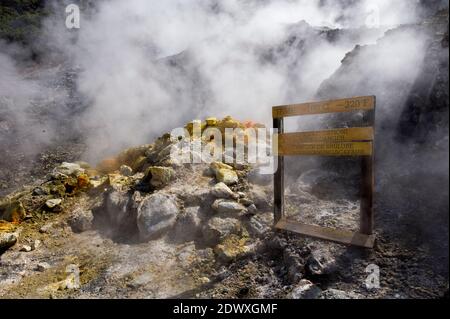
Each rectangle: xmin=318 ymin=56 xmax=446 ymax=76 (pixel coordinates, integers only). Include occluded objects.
xmin=272 ymin=96 xmax=376 ymax=248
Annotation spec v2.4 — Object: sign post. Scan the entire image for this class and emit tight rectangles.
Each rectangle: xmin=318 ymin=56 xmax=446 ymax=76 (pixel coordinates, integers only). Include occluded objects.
xmin=272 ymin=96 xmax=376 ymax=248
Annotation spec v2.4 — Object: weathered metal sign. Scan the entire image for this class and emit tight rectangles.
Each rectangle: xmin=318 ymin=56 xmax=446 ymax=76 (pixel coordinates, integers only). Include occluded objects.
xmin=272 ymin=96 xmax=375 ymax=118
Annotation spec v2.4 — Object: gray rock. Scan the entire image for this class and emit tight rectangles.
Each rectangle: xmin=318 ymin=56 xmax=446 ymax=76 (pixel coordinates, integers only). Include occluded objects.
xmin=211 ymin=182 xmax=237 ymax=199
xmin=106 ymin=190 xmax=130 ymax=226
xmin=202 ymin=217 xmax=241 ymax=245
xmin=290 ymin=279 xmax=322 ymax=299
xmin=173 ymin=206 xmax=202 ymax=242
xmin=320 ymin=288 xmax=363 ymax=299
xmin=68 ymin=209 xmax=94 ymax=233
xmin=238 ymin=198 xmax=254 ymax=207
xmin=212 ymin=199 xmax=247 ymax=215
xmin=137 ymin=193 xmax=179 ymax=240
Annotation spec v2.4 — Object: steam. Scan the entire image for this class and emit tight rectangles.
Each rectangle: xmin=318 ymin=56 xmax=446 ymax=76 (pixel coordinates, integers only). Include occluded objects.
xmin=37 ymin=0 xmax=435 ymax=162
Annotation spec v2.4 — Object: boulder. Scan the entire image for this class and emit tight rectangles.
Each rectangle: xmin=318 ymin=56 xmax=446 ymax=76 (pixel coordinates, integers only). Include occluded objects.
xmin=202 ymin=217 xmax=241 ymax=246
xmin=212 ymin=199 xmax=247 ymax=215
xmin=68 ymin=209 xmax=94 ymax=233
xmin=290 ymin=279 xmax=322 ymax=299
xmin=137 ymin=193 xmax=179 ymax=240
xmin=210 ymin=182 xmax=237 ymax=199
xmin=307 ymin=248 xmax=337 ymax=275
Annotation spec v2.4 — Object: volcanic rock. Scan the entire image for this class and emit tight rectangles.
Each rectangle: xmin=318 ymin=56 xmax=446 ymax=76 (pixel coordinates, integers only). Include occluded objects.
xmin=137 ymin=193 xmax=179 ymax=240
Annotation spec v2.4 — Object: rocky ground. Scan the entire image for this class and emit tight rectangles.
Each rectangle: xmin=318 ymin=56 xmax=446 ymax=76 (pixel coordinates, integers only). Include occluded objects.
xmin=0 ymin=116 xmax=448 ymax=299
xmin=0 ymin=5 xmax=448 ymax=300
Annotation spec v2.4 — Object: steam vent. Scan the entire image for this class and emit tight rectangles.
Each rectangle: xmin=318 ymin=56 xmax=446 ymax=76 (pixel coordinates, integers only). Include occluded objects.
xmin=0 ymin=0 xmax=448 ymax=303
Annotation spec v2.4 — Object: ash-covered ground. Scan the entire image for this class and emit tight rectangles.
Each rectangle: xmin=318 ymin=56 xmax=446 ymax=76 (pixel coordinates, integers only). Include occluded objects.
xmin=0 ymin=2 xmax=449 ymax=299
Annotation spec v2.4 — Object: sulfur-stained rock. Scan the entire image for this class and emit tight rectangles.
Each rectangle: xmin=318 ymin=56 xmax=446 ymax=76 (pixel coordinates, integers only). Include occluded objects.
xmin=214 ymin=235 xmax=251 ymax=262
xmin=205 ymin=117 xmax=218 ymax=126
xmin=137 ymin=193 xmax=179 ymax=240
xmin=210 ymin=182 xmax=237 ymax=199
xmin=0 ymin=200 xmax=26 ymax=223
xmin=144 ymin=166 xmax=175 ymax=188
xmin=216 ymin=168 xmax=238 ymax=185
xmin=212 ymin=199 xmax=247 ymax=215
xmin=248 ymin=185 xmax=271 ymax=210
xmin=202 ymin=217 xmax=241 ymax=246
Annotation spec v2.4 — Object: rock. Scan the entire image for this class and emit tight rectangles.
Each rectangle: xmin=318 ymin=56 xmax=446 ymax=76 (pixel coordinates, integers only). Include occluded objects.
xmin=137 ymin=193 xmax=179 ymax=240
xmin=199 ymin=276 xmax=211 ymax=284
xmin=202 ymin=217 xmax=241 ymax=246
xmin=0 ymin=231 xmax=18 ymax=250
xmin=35 ymin=262 xmax=51 ymax=272
xmin=45 ymin=198 xmax=63 ymax=210
xmin=248 ymin=186 xmax=271 ymax=210
xmin=214 ymin=235 xmax=251 ymax=262
xmin=144 ymin=166 xmax=175 ymax=188
xmin=68 ymin=209 xmax=94 ymax=233
xmin=319 ymin=288 xmax=363 ymax=299
xmin=20 ymin=245 xmax=32 ymax=252
xmin=52 ymin=162 xmax=84 ymax=178
xmin=290 ymin=279 xmax=322 ymax=299
xmin=246 ymin=204 xmax=258 ymax=214
xmin=210 ymin=162 xmax=238 ymax=185
xmin=173 ymin=206 xmax=202 ymax=242
xmin=246 ymin=215 xmax=270 ymax=237
xmin=238 ymin=198 xmax=254 ymax=206
xmin=106 ymin=190 xmax=130 ymax=226
xmin=212 ymin=199 xmax=247 ymax=215
xmin=307 ymin=249 xmax=337 ymax=275
xmin=119 ymin=165 xmax=133 ymax=176
xmin=216 ymin=168 xmax=238 ymax=185
xmin=205 ymin=117 xmax=218 ymax=126
xmin=175 ymin=185 xmax=211 ymax=207
xmin=32 ymin=186 xmax=48 ymax=196
xmin=211 ymin=182 xmax=237 ymax=199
